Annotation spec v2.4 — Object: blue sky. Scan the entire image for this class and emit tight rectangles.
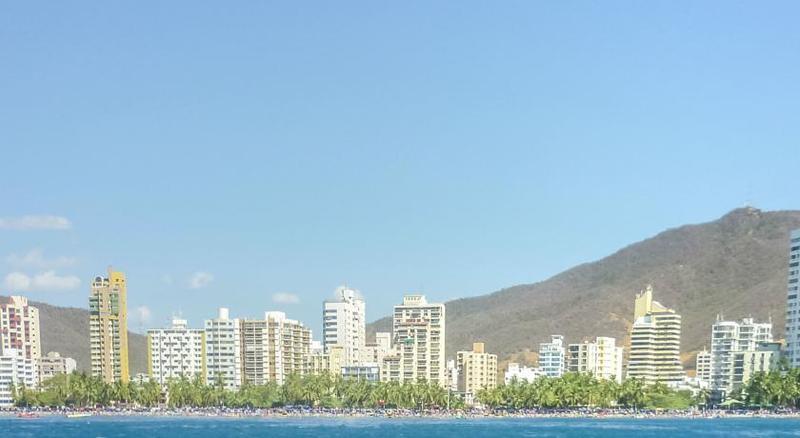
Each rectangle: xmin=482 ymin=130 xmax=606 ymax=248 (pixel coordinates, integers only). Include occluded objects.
xmin=1 ymin=2 xmax=799 ymax=335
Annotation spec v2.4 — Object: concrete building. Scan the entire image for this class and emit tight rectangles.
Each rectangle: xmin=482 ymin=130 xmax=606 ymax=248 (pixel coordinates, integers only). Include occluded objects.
xmin=241 ymin=311 xmax=311 ymax=385
xmin=383 ymin=294 xmax=446 ymax=387
xmin=39 ymin=352 xmax=77 ymax=382
xmin=310 ymin=344 xmax=345 ymax=375
xmin=567 ymin=336 xmax=624 ymax=383
xmin=341 ymin=363 xmax=380 ymax=382
xmin=147 ymin=318 xmax=206 ymax=385
xmin=710 ymin=317 xmax=773 ymax=397
xmin=0 ymin=349 xmax=37 ymax=408
xmin=539 ymin=335 xmax=566 ymax=378
xmin=204 ymin=308 xmax=242 ymax=390
xmin=785 ymin=229 xmax=800 ymax=366
xmin=735 ymin=341 xmax=781 ymax=388
xmin=361 ymin=332 xmax=391 ymax=365
xmin=89 ymin=269 xmax=130 ymax=383
xmin=323 ymin=286 xmax=365 ymax=366
xmin=626 ymin=285 xmax=683 ymax=385
xmin=446 ymin=359 xmax=459 ymax=391
xmin=696 ymin=348 xmax=712 ymax=385
xmin=456 ymin=342 xmax=497 ymax=396
xmin=0 ymin=296 xmax=41 ymax=376
xmin=504 ymin=363 xmax=546 ymax=384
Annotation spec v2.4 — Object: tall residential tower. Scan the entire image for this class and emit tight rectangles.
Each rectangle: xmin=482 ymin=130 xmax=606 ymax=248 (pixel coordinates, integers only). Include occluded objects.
xmin=89 ymin=269 xmax=130 ymax=383
xmin=323 ymin=286 xmax=365 ymax=366
xmin=381 ymin=294 xmax=446 ymax=387
xmin=626 ymin=285 xmax=683 ymax=385
xmin=785 ymin=229 xmax=800 ymax=366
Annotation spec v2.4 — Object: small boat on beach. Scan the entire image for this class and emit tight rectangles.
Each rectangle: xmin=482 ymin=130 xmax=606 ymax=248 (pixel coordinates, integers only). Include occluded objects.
xmin=16 ymin=412 xmax=39 ymax=419
xmin=66 ymin=413 xmax=93 ymax=419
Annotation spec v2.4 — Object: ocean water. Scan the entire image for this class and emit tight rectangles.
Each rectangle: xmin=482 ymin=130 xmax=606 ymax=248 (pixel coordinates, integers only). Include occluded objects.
xmin=3 ymin=417 xmax=800 ymax=437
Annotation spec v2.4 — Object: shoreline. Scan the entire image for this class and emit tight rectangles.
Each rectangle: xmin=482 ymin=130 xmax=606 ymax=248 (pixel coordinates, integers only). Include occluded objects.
xmin=4 ymin=408 xmax=800 ymax=420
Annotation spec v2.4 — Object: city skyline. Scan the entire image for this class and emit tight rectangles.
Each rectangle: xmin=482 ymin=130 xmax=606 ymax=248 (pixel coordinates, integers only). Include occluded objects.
xmin=3 ymin=2 xmax=800 ymax=336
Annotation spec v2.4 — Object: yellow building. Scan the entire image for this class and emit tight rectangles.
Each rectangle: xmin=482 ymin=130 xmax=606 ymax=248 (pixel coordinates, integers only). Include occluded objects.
xmin=240 ymin=311 xmax=311 ymax=385
xmin=89 ymin=269 xmax=129 ymax=383
xmin=310 ymin=345 xmax=345 ymax=375
xmin=456 ymin=342 xmax=497 ymax=397
xmin=626 ymin=285 xmax=683 ymax=385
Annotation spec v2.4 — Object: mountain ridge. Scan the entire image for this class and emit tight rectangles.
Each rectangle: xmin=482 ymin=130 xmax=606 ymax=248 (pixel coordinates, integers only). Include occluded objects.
xmin=367 ymin=207 xmax=799 ymax=368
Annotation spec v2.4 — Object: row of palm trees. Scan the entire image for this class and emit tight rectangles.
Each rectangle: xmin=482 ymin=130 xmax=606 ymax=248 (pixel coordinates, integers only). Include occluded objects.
xmin=476 ymin=373 xmax=696 ymax=409
xmin=15 ymin=371 xmax=461 ymax=410
xmin=739 ymin=369 xmax=800 ymax=408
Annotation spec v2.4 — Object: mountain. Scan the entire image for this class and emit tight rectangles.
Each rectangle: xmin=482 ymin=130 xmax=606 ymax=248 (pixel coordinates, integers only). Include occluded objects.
xmin=0 ymin=297 xmax=148 ymax=374
xmin=367 ymin=207 xmax=800 ymax=368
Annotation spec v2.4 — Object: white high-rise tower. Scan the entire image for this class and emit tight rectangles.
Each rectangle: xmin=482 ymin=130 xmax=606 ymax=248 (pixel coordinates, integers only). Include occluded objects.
xmin=323 ymin=286 xmax=365 ymax=366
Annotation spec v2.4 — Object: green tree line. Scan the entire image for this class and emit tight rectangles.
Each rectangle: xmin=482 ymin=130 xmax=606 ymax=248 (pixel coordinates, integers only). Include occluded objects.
xmin=477 ymin=373 xmax=697 ymax=410
xmin=739 ymin=369 xmax=800 ymax=408
xmin=14 ymin=372 xmax=463 ymax=410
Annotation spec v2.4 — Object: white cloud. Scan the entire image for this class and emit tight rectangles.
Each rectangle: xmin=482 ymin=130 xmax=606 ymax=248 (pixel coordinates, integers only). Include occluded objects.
xmin=5 ymin=249 xmax=77 ymax=269
xmin=188 ymin=271 xmax=214 ymax=289
xmin=272 ymin=292 xmax=300 ymax=304
xmin=134 ymin=306 xmax=152 ymax=325
xmin=2 ymin=271 xmax=80 ymax=292
xmin=0 ymin=215 xmax=72 ymax=230
xmin=31 ymin=271 xmax=81 ymax=291
xmin=4 ymin=272 xmax=32 ymax=291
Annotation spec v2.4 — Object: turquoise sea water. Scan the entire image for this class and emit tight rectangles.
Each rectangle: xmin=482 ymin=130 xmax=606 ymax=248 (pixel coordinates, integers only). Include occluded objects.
xmin=4 ymin=417 xmax=800 ymax=437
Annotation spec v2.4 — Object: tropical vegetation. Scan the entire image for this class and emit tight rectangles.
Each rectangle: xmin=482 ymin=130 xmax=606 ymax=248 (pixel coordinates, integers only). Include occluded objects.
xmin=13 ymin=372 xmax=463 ymax=410
xmin=477 ymin=373 xmax=695 ymax=410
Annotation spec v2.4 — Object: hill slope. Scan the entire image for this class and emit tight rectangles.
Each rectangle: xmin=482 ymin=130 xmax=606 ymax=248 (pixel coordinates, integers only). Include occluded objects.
xmin=0 ymin=297 xmax=147 ymax=374
xmin=368 ymin=208 xmax=800 ymax=367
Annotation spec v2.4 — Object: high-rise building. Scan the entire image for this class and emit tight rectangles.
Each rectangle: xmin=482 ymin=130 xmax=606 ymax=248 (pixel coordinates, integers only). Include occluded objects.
xmin=567 ymin=336 xmax=624 ymax=383
xmin=147 ymin=318 xmax=206 ymax=386
xmin=456 ymin=342 xmax=497 ymax=396
xmin=785 ymin=229 xmax=800 ymax=366
xmin=89 ymin=269 xmax=130 ymax=383
xmin=204 ymin=308 xmax=242 ymax=390
xmin=539 ymin=335 xmax=566 ymax=378
xmin=39 ymin=352 xmax=77 ymax=382
xmin=241 ymin=311 xmax=311 ymax=385
xmin=695 ymin=348 xmax=712 ymax=385
xmin=382 ymin=294 xmax=446 ymax=387
xmin=323 ymin=286 xmax=365 ymax=366
xmin=0 ymin=349 xmax=37 ymax=407
xmin=0 ymin=296 xmax=41 ymax=380
xmin=626 ymin=285 xmax=683 ymax=385
xmin=709 ymin=317 xmax=772 ymax=397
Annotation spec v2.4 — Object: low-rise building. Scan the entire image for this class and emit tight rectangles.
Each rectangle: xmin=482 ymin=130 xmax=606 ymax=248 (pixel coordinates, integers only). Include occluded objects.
xmin=39 ymin=352 xmax=77 ymax=382
xmin=734 ymin=341 xmax=782 ymax=389
xmin=567 ymin=337 xmax=624 ymax=382
xmin=504 ymin=363 xmax=546 ymax=384
xmin=341 ymin=363 xmax=380 ymax=382
xmin=456 ymin=342 xmax=497 ymax=397
xmin=696 ymin=348 xmax=711 ymax=385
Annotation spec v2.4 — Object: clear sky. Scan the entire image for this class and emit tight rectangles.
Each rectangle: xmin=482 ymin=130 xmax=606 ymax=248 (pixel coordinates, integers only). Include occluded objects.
xmin=1 ymin=2 xmax=799 ymax=336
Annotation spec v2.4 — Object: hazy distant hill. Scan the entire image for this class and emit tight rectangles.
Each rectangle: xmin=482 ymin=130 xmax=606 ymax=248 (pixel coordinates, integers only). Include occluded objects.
xmin=0 ymin=297 xmax=148 ymax=374
xmin=368 ymin=208 xmax=800 ymax=368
